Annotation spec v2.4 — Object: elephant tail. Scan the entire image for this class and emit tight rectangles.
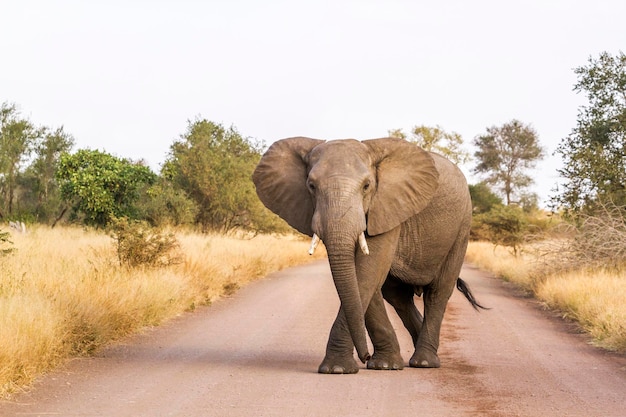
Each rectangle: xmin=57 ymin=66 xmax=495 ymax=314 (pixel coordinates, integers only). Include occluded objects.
xmin=456 ymin=278 xmax=490 ymax=311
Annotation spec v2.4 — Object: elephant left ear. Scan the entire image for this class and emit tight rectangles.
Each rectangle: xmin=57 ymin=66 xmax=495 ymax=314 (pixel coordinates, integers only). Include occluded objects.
xmin=363 ymin=138 xmax=439 ymax=236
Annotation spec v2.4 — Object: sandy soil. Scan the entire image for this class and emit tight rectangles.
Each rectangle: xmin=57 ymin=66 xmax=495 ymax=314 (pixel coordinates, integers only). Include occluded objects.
xmin=1 ymin=261 xmax=625 ymax=417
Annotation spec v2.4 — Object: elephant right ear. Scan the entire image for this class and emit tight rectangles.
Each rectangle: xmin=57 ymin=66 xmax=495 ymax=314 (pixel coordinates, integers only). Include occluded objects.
xmin=252 ymin=137 xmax=325 ymax=236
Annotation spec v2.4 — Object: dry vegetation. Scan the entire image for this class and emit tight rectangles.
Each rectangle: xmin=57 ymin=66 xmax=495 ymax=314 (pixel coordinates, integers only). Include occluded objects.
xmin=0 ymin=226 xmax=326 ymax=398
xmin=466 ymin=241 xmax=626 ymax=352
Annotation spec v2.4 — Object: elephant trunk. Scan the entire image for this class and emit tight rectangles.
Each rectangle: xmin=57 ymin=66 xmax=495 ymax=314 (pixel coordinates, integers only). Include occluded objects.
xmin=325 ymin=236 xmax=371 ymax=363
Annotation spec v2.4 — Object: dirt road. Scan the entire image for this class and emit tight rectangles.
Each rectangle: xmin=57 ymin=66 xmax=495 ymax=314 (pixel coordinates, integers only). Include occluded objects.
xmin=1 ymin=261 xmax=625 ymax=417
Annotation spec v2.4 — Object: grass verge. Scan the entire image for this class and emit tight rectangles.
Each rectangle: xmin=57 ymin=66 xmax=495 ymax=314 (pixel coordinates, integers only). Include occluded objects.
xmin=465 ymin=241 xmax=626 ymax=352
xmin=0 ymin=226 xmax=326 ymax=398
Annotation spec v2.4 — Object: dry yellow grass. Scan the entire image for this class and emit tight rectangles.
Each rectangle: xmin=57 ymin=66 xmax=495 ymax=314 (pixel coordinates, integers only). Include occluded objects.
xmin=466 ymin=241 xmax=626 ymax=352
xmin=536 ymin=269 xmax=626 ymax=352
xmin=464 ymin=241 xmax=536 ymax=289
xmin=0 ymin=226 xmax=325 ymax=397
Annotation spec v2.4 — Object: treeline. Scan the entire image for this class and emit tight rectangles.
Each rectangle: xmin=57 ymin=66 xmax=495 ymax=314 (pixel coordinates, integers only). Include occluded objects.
xmin=0 ymin=112 xmax=288 ymax=233
xmin=1 ymin=51 xmax=624 ymax=241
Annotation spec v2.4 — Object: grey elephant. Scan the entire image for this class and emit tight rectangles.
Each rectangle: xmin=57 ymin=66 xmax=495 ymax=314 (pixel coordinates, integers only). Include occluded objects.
xmin=253 ymin=137 xmax=486 ymax=373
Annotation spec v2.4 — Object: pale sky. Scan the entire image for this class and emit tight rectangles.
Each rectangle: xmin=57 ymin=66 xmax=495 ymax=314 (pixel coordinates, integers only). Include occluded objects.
xmin=2 ymin=0 xmax=625 ymax=206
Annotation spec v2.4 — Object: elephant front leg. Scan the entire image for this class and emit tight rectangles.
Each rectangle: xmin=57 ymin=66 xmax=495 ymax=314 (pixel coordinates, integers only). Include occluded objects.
xmin=319 ymin=229 xmax=401 ymax=374
xmin=365 ymin=290 xmax=404 ymax=370
xmin=319 ymin=293 xmax=405 ymax=373
xmin=318 ymin=308 xmax=360 ymax=374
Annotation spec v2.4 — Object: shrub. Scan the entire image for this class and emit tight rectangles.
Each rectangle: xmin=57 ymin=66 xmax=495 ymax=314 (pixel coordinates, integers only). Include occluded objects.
xmin=469 ymin=182 xmax=503 ymax=214
xmin=109 ymin=218 xmax=181 ymax=268
xmin=536 ymin=202 xmax=626 ymax=273
xmin=471 ymin=205 xmax=529 ymax=256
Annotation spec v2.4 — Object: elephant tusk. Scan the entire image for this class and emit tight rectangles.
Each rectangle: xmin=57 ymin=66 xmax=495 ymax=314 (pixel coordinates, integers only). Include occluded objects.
xmin=358 ymin=232 xmax=370 ymax=255
xmin=308 ymin=233 xmax=320 ymax=255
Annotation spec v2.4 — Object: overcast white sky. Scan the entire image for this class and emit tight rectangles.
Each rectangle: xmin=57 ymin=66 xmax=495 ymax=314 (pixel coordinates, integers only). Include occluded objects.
xmin=2 ymin=0 xmax=625 ymax=206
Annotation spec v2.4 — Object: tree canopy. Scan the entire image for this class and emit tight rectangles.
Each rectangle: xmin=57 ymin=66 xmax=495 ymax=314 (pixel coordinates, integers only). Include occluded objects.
xmin=552 ymin=51 xmax=626 ymax=215
xmin=469 ymin=182 xmax=503 ymax=214
xmin=0 ymin=102 xmax=74 ymax=221
xmin=56 ymin=149 xmax=156 ymax=227
xmin=0 ymin=102 xmax=41 ymax=217
xmin=162 ymin=118 xmax=286 ymax=233
xmin=473 ymin=120 xmax=544 ymax=205
xmin=0 ymin=104 xmax=289 ymax=232
xmin=0 ymin=99 xmax=556 ymax=236
xmin=388 ymin=125 xmax=470 ymax=165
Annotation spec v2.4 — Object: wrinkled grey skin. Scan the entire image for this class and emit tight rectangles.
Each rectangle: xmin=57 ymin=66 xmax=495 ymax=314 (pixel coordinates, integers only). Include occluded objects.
xmin=253 ymin=137 xmax=477 ymax=373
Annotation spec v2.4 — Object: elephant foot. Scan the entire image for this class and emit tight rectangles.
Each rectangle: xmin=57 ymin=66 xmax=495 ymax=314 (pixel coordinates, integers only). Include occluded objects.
xmin=409 ymin=348 xmax=441 ymax=368
xmin=318 ymin=355 xmax=359 ymax=374
xmin=366 ymin=352 xmax=404 ymax=370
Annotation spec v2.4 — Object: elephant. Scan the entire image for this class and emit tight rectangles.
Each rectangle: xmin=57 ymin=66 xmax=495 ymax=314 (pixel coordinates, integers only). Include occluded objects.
xmin=252 ymin=137 xmax=486 ymax=374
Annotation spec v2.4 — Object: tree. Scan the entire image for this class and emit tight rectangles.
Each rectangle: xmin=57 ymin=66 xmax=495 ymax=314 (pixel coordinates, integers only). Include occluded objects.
xmin=473 ymin=120 xmax=544 ymax=205
xmin=19 ymin=126 xmax=75 ymax=221
xmin=552 ymin=51 xmax=626 ymax=215
xmin=56 ymin=149 xmax=157 ymax=227
xmin=469 ymin=182 xmax=503 ymax=214
xmin=163 ymin=118 xmax=274 ymax=232
xmin=0 ymin=102 xmax=41 ymax=217
xmin=389 ymin=125 xmax=470 ymax=165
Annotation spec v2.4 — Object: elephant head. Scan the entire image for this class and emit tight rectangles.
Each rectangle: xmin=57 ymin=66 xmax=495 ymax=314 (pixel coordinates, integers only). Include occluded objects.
xmin=252 ymin=137 xmax=439 ymax=362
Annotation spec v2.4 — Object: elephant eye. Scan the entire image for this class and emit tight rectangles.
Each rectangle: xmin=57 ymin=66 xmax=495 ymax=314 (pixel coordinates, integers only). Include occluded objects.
xmin=363 ymin=181 xmax=371 ymax=192
xmin=307 ymin=181 xmax=316 ymax=192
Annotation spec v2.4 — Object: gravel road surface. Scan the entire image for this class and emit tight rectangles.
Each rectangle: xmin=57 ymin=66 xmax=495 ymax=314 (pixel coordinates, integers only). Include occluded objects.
xmin=1 ymin=261 xmax=625 ymax=417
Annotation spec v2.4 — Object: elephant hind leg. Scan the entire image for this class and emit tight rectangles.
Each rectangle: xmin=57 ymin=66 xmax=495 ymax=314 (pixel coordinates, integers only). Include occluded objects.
xmin=410 ymin=233 xmax=468 ymax=368
xmin=365 ymin=290 xmax=404 ymax=370
xmin=381 ymin=276 xmax=423 ymax=346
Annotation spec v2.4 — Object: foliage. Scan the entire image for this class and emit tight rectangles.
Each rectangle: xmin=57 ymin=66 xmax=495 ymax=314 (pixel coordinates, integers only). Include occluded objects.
xmin=517 ymin=192 xmax=540 ymax=213
xmin=0 ymin=102 xmax=42 ymax=217
xmin=0 ymin=228 xmax=15 ymax=256
xmin=552 ymin=51 xmax=626 ymax=216
xmin=56 ymin=149 xmax=157 ymax=227
xmin=0 ymin=102 xmax=75 ymax=223
xmin=469 ymin=182 xmax=503 ymax=214
xmin=471 ymin=205 xmax=529 ymax=255
xmin=473 ymin=119 xmax=544 ymax=205
xmin=136 ymin=180 xmax=199 ymax=227
xmin=163 ymin=118 xmax=286 ymax=233
xmin=109 ymin=217 xmax=181 ymax=268
xmin=0 ymin=102 xmax=290 ymax=232
xmin=388 ymin=125 xmax=470 ymax=165
xmin=17 ymin=127 xmax=75 ymax=222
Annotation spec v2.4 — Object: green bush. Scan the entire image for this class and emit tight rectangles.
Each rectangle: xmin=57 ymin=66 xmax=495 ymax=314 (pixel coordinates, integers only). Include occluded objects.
xmin=57 ymin=149 xmax=157 ymax=228
xmin=472 ymin=205 xmax=529 ymax=256
xmin=469 ymin=182 xmax=503 ymax=214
